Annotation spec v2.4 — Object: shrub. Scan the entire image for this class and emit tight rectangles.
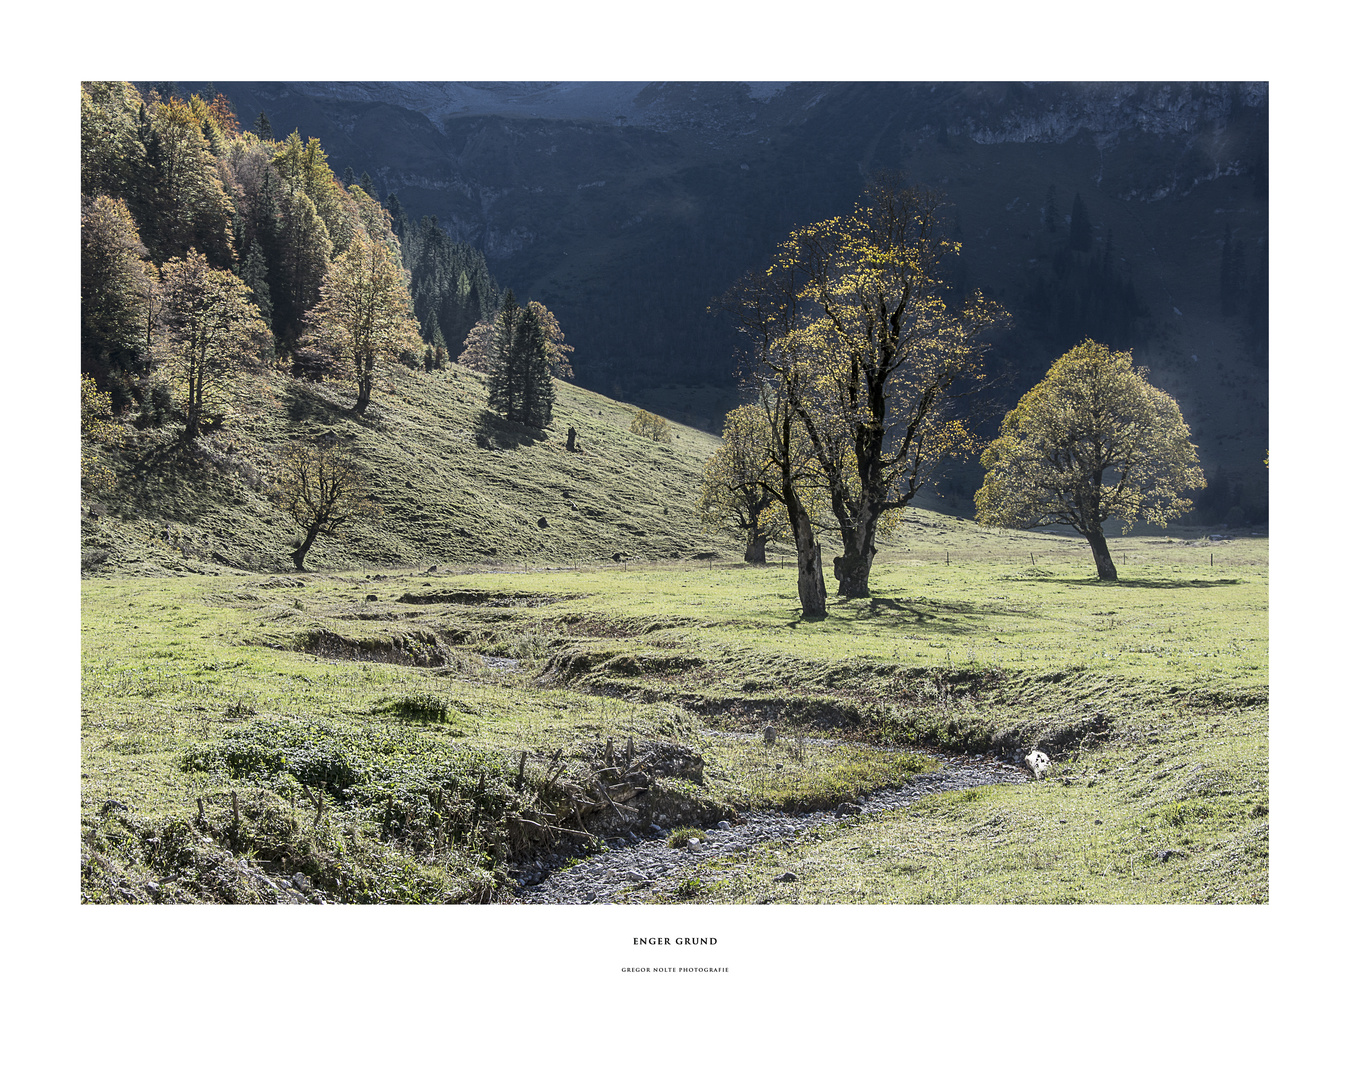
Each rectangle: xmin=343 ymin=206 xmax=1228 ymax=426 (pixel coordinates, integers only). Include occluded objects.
xmin=630 ymin=409 xmax=672 ymax=443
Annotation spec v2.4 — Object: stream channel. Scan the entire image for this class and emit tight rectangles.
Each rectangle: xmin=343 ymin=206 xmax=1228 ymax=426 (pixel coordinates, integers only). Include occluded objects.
xmin=515 ymin=741 xmax=1027 ymax=904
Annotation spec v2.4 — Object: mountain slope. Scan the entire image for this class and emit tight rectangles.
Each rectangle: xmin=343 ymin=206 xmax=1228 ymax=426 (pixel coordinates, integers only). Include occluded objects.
xmin=81 ymin=364 xmax=727 ymax=576
xmin=170 ymin=79 xmax=1269 ymax=523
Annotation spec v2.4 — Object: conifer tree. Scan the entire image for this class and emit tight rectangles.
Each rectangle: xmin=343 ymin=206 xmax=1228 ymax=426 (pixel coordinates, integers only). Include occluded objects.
xmin=485 ymin=293 xmax=555 ymax=428
xmin=239 ymin=241 xmax=274 ymax=333
xmin=512 ymin=304 xmax=555 ymax=428
xmin=486 ymin=291 xmax=521 ymax=418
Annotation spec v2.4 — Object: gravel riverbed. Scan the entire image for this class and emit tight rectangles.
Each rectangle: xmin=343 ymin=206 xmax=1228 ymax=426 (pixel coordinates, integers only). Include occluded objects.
xmin=515 ymin=753 xmax=1026 ymax=904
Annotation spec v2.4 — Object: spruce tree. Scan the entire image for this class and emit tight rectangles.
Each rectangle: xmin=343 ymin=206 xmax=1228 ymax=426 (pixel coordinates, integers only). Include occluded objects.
xmin=256 ymin=110 xmax=273 ymax=140
xmin=512 ymin=304 xmax=554 ymax=428
xmin=486 ymin=291 xmax=520 ymax=419
xmin=240 ymin=241 xmax=274 ymax=330
xmin=486 ymin=293 xmax=554 ymax=428
xmin=386 ymin=192 xmax=408 ymax=236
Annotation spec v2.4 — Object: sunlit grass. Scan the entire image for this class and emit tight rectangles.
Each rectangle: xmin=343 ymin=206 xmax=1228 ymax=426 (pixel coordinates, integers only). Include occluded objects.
xmin=81 ymin=517 xmax=1266 ymax=904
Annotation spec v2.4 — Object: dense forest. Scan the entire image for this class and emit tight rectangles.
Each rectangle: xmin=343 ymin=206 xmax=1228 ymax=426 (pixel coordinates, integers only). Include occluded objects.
xmin=80 ymin=82 xmax=517 ymax=429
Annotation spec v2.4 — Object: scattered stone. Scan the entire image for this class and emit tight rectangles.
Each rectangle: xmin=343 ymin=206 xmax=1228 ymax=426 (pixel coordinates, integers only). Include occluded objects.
xmin=835 ymin=802 xmax=863 ymax=817
xmin=1155 ymin=849 xmax=1185 ymax=864
xmin=537 ymin=517 xmax=548 ymax=528
xmin=366 ymin=594 xmax=378 ymax=601
xmin=516 ymin=751 xmax=1027 ymax=904
xmin=763 ymin=724 xmax=777 ymax=747
xmin=292 ymin=872 xmax=312 ymax=891
xmin=774 ymin=872 xmax=798 ymax=883
xmin=100 ymin=799 xmax=128 ymax=814
xmin=1025 ymin=750 xmax=1051 ymax=780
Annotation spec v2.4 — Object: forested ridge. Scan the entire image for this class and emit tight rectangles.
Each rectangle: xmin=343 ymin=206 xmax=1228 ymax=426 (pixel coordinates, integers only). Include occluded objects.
xmin=81 ymin=81 xmax=514 ymax=425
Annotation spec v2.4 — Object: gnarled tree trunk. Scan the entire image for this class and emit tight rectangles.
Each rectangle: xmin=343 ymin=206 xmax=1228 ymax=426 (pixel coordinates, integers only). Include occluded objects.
xmin=783 ymin=486 xmax=827 ymax=618
xmin=833 ymin=505 xmax=880 ymax=598
xmin=793 ymin=523 xmax=827 ymax=618
xmin=291 ymin=524 xmax=321 ymax=571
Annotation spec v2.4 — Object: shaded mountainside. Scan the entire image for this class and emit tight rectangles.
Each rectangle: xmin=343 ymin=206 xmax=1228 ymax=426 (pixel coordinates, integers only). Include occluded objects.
xmin=161 ymin=81 xmax=1269 ymax=523
xmin=81 ymin=363 xmax=730 ymax=576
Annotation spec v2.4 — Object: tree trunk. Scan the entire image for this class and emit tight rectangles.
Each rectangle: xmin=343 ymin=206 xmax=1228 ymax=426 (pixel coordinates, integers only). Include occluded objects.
xmin=795 ymin=528 xmax=827 ymax=618
xmin=354 ymin=378 xmax=371 ymax=415
xmin=1085 ymin=525 xmax=1118 ymax=581
xmin=184 ymin=369 xmax=201 ymax=441
xmin=783 ymin=495 xmax=827 ymax=617
xmin=291 ymin=525 xmax=321 ymax=571
xmin=833 ymin=508 xmax=879 ymax=598
xmin=744 ymin=531 xmax=767 ymax=564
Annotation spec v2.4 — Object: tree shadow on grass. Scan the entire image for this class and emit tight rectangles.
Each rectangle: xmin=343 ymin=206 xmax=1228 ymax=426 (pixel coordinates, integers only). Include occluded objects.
xmin=784 ymin=594 xmax=989 ymax=634
xmin=471 ymin=408 xmax=547 ymax=450
xmin=1034 ymin=577 xmax=1244 ymax=589
xmin=285 ymin=381 xmax=348 ymax=425
xmin=284 ymin=382 xmax=391 ymax=432
xmin=118 ymin=431 xmax=247 ymax=524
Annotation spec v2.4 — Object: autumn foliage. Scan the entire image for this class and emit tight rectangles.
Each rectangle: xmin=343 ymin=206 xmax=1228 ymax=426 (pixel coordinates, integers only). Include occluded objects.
xmin=975 ymin=339 xmax=1205 ymax=580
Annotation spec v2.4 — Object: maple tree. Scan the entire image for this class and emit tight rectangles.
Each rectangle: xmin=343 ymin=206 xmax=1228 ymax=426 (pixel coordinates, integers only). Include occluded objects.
xmin=298 ymin=233 xmax=422 ymax=414
xmin=81 ymin=375 xmax=124 ymax=493
xmin=82 ymin=194 xmax=155 ymax=402
xmin=974 ymin=339 xmax=1205 ymax=581
xmin=722 ymin=175 xmax=1004 ymax=599
xmin=152 ymin=250 xmax=269 ymax=439
xmin=698 ymin=405 xmax=790 ymax=563
xmin=273 ymin=440 xmax=375 ymax=570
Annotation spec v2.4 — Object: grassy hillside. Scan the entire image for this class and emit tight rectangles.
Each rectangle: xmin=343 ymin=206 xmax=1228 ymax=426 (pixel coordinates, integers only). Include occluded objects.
xmin=80 ymin=355 xmax=1266 ymax=907
xmin=81 ymin=362 xmax=727 ymax=577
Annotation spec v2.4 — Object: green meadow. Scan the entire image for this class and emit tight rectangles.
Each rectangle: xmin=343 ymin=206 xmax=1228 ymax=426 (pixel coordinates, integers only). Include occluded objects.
xmin=81 ymin=516 xmax=1267 ymax=904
